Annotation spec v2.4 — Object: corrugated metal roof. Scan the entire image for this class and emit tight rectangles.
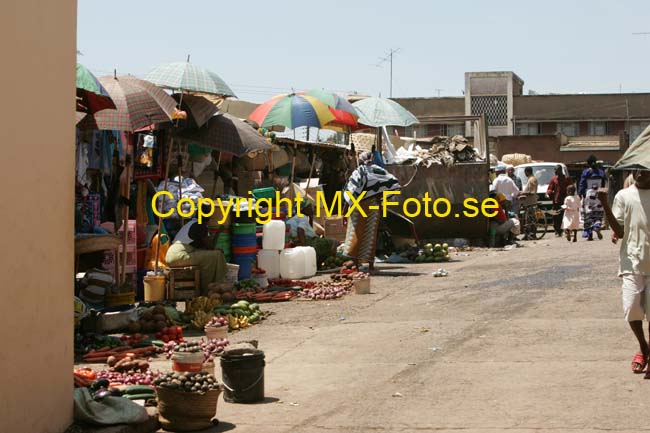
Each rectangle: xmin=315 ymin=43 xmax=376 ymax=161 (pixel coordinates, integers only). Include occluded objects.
xmin=390 ymin=97 xmax=465 ymax=118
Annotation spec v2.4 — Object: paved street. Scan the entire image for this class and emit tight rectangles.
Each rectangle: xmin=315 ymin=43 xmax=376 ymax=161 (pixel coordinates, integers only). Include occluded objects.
xmin=207 ymin=235 xmax=650 ymax=433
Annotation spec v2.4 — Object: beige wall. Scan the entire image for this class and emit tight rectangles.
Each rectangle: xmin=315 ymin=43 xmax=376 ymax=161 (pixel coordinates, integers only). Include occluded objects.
xmin=0 ymin=1 xmax=76 ymax=432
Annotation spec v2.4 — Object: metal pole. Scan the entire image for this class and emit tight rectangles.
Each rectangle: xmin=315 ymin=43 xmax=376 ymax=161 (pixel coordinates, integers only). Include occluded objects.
xmin=389 ymin=51 xmax=393 ymax=98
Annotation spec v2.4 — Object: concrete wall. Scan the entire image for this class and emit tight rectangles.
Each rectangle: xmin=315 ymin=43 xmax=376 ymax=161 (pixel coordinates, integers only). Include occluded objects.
xmin=0 ymin=1 xmax=76 ymax=432
xmin=496 ymin=135 xmax=625 ymax=165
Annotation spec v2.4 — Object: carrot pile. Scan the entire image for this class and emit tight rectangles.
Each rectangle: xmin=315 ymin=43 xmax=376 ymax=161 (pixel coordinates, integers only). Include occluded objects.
xmin=82 ymin=345 xmax=157 ymax=364
xmin=74 ymin=368 xmax=96 ymax=388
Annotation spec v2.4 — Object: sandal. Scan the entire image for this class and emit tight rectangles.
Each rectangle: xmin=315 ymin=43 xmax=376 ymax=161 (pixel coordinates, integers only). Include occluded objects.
xmin=632 ymin=352 xmax=647 ymax=374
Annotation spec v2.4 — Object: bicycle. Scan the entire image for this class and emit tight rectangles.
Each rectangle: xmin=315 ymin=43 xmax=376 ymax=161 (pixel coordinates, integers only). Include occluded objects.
xmin=518 ymin=194 xmax=549 ymax=240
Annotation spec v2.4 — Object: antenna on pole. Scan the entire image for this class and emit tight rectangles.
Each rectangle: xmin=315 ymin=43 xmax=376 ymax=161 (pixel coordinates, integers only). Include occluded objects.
xmin=375 ymin=48 xmax=400 ymax=98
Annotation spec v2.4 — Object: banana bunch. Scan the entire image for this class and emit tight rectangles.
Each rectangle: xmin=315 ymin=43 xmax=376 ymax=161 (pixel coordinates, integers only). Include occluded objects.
xmin=191 ymin=310 xmax=212 ymax=329
xmin=186 ymin=296 xmax=220 ymax=315
xmin=226 ymin=314 xmax=249 ymax=330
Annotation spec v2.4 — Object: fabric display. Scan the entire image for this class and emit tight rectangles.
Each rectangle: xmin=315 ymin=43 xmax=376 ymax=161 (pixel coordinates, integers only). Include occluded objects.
xmin=156 ymin=176 xmax=205 ymax=218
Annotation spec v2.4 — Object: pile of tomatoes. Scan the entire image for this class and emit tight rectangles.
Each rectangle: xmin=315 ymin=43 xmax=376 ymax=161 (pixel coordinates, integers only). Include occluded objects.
xmin=155 ymin=326 xmax=184 ymax=343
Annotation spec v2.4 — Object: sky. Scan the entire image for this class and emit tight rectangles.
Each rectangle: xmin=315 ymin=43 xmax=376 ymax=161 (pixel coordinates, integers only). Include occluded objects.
xmin=78 ymin=0 xmax=650 ymax=103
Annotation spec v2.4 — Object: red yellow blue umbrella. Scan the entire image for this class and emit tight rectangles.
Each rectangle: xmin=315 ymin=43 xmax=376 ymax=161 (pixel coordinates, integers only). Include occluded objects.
xmin=302 ymin=89 xmax=359 ymax=127
xmin=248 ymin=93 xmax=335 ymax=129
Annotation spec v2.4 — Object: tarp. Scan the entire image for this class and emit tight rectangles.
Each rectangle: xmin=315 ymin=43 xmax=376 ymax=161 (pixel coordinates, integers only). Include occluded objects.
xmin=613 ymin=124 xmax=650 ymax=170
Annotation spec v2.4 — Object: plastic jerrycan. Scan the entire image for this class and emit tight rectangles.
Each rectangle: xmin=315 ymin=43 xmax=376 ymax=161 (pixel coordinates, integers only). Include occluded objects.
xmin=296 ymin=246 xmax=317 ymax=277
xmin=257 ymin=250 xmax=280 ymax=279
xmin=262 ymin=220 xmax=285 ymax=250
xmin=279 ymin=248 xmax=305 ymax=279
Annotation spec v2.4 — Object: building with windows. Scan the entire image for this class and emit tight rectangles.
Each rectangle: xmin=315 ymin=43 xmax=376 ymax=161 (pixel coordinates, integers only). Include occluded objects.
xmin=392 ymin=71 xmax=650 ymax=164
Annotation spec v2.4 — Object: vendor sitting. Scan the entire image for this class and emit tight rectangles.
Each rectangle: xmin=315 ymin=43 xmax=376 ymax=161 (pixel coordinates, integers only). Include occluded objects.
xmin=286 ymin=201 xmax=338 ymax=263
xmin=165 ymin=220 xmax=226 ymax=295
xmin=489 ymin=192 xmax=520 ymax=246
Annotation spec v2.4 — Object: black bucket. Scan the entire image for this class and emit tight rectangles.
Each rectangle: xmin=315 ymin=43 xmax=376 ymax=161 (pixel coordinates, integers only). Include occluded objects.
xmin=220 ymin=353 xmax=265 ymax=403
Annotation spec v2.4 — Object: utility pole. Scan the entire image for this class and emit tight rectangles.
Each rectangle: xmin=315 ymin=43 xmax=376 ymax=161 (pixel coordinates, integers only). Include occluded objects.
xmin=376 ymin=48 xmax=400 ymax=98
xmin=434 ymin=88 xmax=443 ymax=97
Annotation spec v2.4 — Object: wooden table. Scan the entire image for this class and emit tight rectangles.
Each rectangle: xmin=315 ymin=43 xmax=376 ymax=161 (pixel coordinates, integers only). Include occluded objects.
xmin=74 ymin=234 xmax=122 ymax=276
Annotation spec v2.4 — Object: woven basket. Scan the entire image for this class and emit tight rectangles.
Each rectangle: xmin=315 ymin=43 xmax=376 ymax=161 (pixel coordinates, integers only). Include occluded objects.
xmin=104 ymin=291 xmax=135 ymax=307
xmin=156 ymin=386 xmax=222 ymax=431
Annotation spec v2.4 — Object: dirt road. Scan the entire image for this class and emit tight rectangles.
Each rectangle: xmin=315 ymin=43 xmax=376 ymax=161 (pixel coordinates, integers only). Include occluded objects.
xmin=209 ymin=236 xmax=648 ymax=433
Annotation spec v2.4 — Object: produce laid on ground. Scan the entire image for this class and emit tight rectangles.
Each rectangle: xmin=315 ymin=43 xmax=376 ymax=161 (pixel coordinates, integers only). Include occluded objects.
xmin=107 ymin=354 xmax=149 ymax=373
xmin=207 ymin=282 xmax=235 ymax=303
xmin=129 ymin=304 xmax=179 ymax=334
xmin=155 ymin=371 xmax=221 ymax=393
xmin=319 ymin=254 xmax=346 ymax=271
xmin=331 ymin=271 xmax=369 ymax=281
xmin=400 ymin=243 xmax=451 ymax=263
xmin=339 ymin=260 xmax=359 ymax=274
xmin=214 ymin=300 xmax=263 ymax=328
xmin=299 ymin=279 xmax=353 ymax=300
xmin=96 ymin=370 xmax=160 ymax=386
xmin=75 ymin=334 xmax=124 ymax=354
xmin=81 ymin=344 xmax=157 ymax=364
xmin=155 ymin=326 xmax=184 ymax=343
xmin=74 ymin=368 xmax=97 ymax=388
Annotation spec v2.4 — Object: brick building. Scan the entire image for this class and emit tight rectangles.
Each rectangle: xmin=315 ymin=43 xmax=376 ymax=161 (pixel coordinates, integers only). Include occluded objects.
xmin=392 ymin=71 xmax=650 ymax=165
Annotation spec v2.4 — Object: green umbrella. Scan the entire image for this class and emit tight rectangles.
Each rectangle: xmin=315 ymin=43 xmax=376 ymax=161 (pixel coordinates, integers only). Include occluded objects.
xmin=352 ymin=97 xmax=419 ymax=127
xmin=76 ymin=63 xmax=116 ymax=113
xmin=145 ymin=60 xmax=236 ymax=97
xmin=613 ymin=124 xmax=650 ymax=170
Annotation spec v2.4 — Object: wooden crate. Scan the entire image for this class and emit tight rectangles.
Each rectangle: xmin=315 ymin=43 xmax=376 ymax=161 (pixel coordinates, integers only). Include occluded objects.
xmin=168 ymin=266 xmax=200 ymax=300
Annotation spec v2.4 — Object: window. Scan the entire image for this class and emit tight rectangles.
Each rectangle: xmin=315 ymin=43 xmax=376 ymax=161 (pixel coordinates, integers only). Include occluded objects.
xmin=556 ymin=122 xmax=580 ymax=136
xmin=471 ymin=95 xmax=508 ymax=126
xmin=588 ymin=121 xmax=608 ymax=136
xmin=405 ymin=125 xmax=428 ymax=138
xmin=515 ymin=122 xmax=540 ymax=135
xmin=440 ymin=123 xmax=464 ymax=137
xmin=630 ymin=122 xmax=650 ymax=142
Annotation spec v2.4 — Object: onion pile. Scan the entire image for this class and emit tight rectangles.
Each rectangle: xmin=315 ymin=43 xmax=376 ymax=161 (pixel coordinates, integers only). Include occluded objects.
xmin=299 ymin=280 xmax=353 ymax=300
xmin=96 ymin=369 xmax=160 ymax=386
xmin=200 ymin=338 xmax=230 ymax=362
xmin=205 ymin=317 xmax=228 ymax=328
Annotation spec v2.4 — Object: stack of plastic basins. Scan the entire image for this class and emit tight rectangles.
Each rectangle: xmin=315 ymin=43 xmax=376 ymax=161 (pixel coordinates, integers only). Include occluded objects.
xmin=208 ymin=226 xmax=231 ymax=262
xmin=231 ymin=223 xmax=257 ymax=280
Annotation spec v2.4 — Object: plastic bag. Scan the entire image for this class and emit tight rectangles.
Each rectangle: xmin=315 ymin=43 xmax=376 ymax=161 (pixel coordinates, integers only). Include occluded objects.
xmin=74 ymin=388 xmax=148 ymax=426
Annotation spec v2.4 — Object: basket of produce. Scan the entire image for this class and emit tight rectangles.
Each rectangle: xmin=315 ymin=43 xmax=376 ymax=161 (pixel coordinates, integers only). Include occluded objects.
xmin=204 ymin=317 xmax=229 ymax=340
xmin=171 ymin=342 xmax=204 ymax=372
xmin=155 ymin=372 xmax=222 ymax=431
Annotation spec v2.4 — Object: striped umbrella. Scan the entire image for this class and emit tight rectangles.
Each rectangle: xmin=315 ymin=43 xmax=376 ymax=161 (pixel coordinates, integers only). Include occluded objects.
xmin=79 ymin=75 xmax=177 ymax=131
xmin=247 ymin=93 xmax=336 ymax=129
xmin=145 ymin=61 xmax=236 ymax=97
xmin=352 ymin=97 xmax=418 ymax=127
xmin=179 ymin=113 xmax=272 ymax=157
xmin=76 ymin=63 xmax=116 ymax=114
xmin=303 ymin=89 xmax=359 ymax=127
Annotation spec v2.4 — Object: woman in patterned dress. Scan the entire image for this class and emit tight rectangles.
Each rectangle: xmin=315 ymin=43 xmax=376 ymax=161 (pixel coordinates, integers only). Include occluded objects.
xmin=341 ymin=152 xmax=401 ymax=272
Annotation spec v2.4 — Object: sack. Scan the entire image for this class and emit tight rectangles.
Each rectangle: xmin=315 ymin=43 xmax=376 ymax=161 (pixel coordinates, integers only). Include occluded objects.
xmin=157 ymin=386 xmax=222 ymax=431
xmin=74 ymin=388 xmax=148 ymax=426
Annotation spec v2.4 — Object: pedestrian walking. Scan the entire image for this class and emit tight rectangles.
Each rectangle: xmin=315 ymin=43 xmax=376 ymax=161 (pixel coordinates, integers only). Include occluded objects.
xmin=547 ymin=164 xmax=573 ymax=237
xmin=341 ymin=151 xmax=400 ymax=272
xmin=583 ymin=187 xmax=604 ymax=240
xmin=600 ymin=170 xmax=650 ymax=377
xmin=561 ymin=184 xmax=580 ymax=242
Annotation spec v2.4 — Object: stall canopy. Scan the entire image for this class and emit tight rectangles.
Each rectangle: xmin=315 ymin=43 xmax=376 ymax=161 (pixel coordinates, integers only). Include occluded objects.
xmin=179 ymin=113 xmax=272 ymax=157
xmin=172 ymin=93 xmax=219 ymax=128
xmin=78 ymin=75 xmax=177 ymax=131
xmin=352 ymin=97 xmax=419 ymax=127
xmin=145 ymin=60 xmax=236 ymax=98
xmin=76 ymin=63 xmax=116 ymax=114
xmin=613 ymin=124 xmax=650 ymax=170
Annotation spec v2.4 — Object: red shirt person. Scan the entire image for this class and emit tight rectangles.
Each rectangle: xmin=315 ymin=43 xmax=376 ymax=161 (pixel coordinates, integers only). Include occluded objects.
xmin=546 ymin=165 xmax=573 ymax=236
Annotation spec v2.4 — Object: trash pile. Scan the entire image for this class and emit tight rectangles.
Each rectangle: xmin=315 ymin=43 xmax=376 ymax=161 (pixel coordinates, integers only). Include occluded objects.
xmin=394 ymin=135 xmax=482 ymax=167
